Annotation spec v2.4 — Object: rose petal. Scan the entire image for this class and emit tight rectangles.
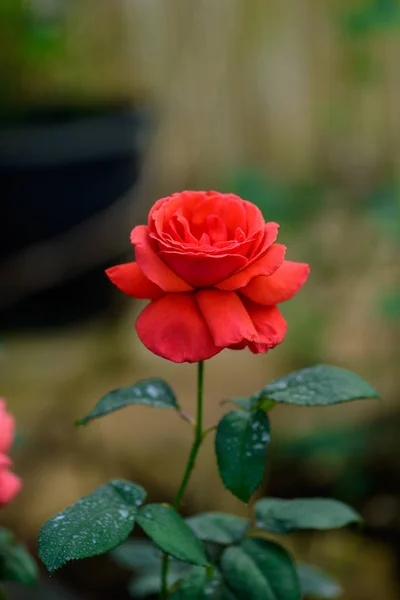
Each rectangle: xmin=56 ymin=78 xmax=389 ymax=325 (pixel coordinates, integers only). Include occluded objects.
xmin=0 ymin=400 xmax=15 ymax=455
xmin=247 ymin=222 xmax=279 ymax=260
xmin=106 ymin=262 xmax=163 ymax=299
xmin=240 ymin=299 xmax=287 ymax=353
xmin=216 ymin=243 xmax=286 ymax=291
xmin=244 ymin=201 xmax=269 ymax=235
xmin=196 ymin=289 xmax=257 ymax=347
xmin=241 ymin=261 xmax=310 ymax=305
xmin=0 ymin=454 xmax=12 ymax=469
xmin=136 ymin=293 xmax=221 ymax=363
xmin=159 ymin=250 xmax=248 ymax=288
xmin=206 ymin=214 xmax=228 ymax=244
xmin=0 ymin=468 xmax=22 ymax=506
xmin=131 ymin=225 xmax=193 ymax=292
xmin=189 ymin=192 xmax=247 ymax=239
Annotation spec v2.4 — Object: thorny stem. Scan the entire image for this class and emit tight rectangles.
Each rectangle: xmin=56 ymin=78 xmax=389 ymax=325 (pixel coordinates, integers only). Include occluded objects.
xmin=160 ymin=361 xmax=205 ymax=599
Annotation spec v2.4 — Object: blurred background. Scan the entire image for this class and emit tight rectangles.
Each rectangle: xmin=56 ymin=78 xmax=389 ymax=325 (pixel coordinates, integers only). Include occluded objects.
xmin=1 ymin=0 xmax=399 ymax=598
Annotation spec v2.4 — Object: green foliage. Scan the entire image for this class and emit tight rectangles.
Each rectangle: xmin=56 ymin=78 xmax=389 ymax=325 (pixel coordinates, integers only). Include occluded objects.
xmin=296 ymin=563 xmax=342 ymax=599
xmin=76 ymin=379 xmax=180 ymax=426
xmin=0 ymin=528 xmax=38 ymax=586
xmin=341 ymin=0 xmax=400 ymax=36
xmin=254 ymin=498 xmax=361 ymax=534
xmin=247 ymin=364 xmax=379 ymax=409
xmin=220 ymin=539 xmax=301 ymax=600
xmin=39 ymin=363 xmax=379 ymax=598
xmin=186 ymin=513 xmax=250 ymax=545
xmin=136 ymin=504 xmax=209 ymax=567
xmin=215 ymin=410 xmax=270 ymax=502
xmin=38 ymin=480 xmax=146 ymax=572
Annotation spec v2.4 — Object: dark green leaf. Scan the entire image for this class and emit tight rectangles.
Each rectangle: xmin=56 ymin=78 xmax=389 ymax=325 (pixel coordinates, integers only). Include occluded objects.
xmin=215 ymin=410 xmax=270 ymax=502
xmin=296 ymin=563 xmax=342 ymax=599
xmin=254 ymin=498 xmax=361 ymax=534
xmin=129 ymin=562 xmax=189 ymax=598
xmin=136 ymin=505 xmax=208 ymax=567
xmin=0 ymin=528 xmax=38 ymax=586
xmin=186 ymin=513 xmax=250 ymax=545
xmin=38 ymin=480 xmax=146 ymax=572
xmin=76 ymin=379 xmax=179 ymax=426
xmin=251 ymin=365 xmax=379 ymax=408
xmin=221 ymin=539 xmax=301 ymax=600
xmin=111 ymin=539 xmax=161 ymax=569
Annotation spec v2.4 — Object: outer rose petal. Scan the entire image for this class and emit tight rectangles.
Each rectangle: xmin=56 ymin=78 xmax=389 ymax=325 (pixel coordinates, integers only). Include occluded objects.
xmin=216 ymin=243 xmax=286 ymax=291
xmin=0 ymin=466 xmax=22 ymax=506
xmin=241 ymin=261 xmax=310 ymax=305
xmin=159 ymin=251 xmax=247 ymax=288
xmin=0 ymin=400 xmax=15 ymax=455
xmin=105 ymin=263 xmax=163 ymax=299
xmin=136 ymin=293 xmax=221 ymax=363
xmin=196 ymin=289 xmax=257 ymax=347
xmin=238 ymin=298 xmax=287 ymax=353
xmin=131 ymin=225 xmax=193 ymax=293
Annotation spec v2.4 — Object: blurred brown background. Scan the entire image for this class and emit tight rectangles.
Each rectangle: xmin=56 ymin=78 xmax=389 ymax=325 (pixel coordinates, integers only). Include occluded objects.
xmin=0 ymin=1 xmax=399 ymax=599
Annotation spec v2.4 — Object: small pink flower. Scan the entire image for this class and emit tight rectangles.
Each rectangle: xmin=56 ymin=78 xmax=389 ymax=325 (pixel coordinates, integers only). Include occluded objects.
xmin=0 ymin=399 xmax=22 ymax=507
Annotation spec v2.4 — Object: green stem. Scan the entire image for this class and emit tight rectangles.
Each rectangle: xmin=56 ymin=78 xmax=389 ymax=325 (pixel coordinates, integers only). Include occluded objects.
xmin=160 ymin=361 xmax=205 ymax=599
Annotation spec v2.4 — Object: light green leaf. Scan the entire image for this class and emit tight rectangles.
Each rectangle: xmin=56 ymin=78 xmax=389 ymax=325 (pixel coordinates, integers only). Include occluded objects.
xmin=296 ymin=563 xmax=342 ymax=599
xmin=215 ymin=410 xmax=270 ymax=502
xmin=0 ymin=528 xmax=38 ymax=586
xmin=254 ymin=498 xmax=361 ymax=534
xmin=38 ymin=480 xmax=146 ymax=572
xmin=76 ymin=379 xmax=179 ymax=426
xmin=186 ymin=513 xmax=250 ymax=545
xmin=251 ymin=365 xmax=379 ymax=408
xmin=136 ymin=505 xmax=208 ymax=567
xmin=221 ymin=539 xmax=301 ymax=600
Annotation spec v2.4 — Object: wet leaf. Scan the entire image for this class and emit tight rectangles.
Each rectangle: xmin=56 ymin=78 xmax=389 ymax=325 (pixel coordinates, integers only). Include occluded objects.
xmin=39 ymin=480 xmax=146 ymax=572
xmin=251 ymin=365 xmax=379 ymax=408
xmin=186 ymin=513 xmax=250 ymax=545
xmin=254 ymin=498 xmax=361 ymax=534
xmin=136 ymin=505 xmax=208 ymax=567
xmin=221 ymin=539 xmax=301 ymax=600
xmin=76 ymin=379 xmax=179 ymax=426
xmin=215 ymin=410 xmax=270 ymax=502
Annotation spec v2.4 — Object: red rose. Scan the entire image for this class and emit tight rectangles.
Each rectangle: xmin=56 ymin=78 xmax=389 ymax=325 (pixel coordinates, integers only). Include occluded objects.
xmin=106 ymin=191 xmax=309 ymax=363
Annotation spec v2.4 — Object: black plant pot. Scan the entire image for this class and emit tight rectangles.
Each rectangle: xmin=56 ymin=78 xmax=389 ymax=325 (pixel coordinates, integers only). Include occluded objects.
xmin=0 ymin=106 xmax=146 ymax=329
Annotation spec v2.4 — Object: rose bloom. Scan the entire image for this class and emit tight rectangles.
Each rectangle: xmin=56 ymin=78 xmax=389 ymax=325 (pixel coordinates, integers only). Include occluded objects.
xmin=107 ymin=191 xmax=309 ymax=363
xmin=0 ymin=399 xmax=22 ymax=506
